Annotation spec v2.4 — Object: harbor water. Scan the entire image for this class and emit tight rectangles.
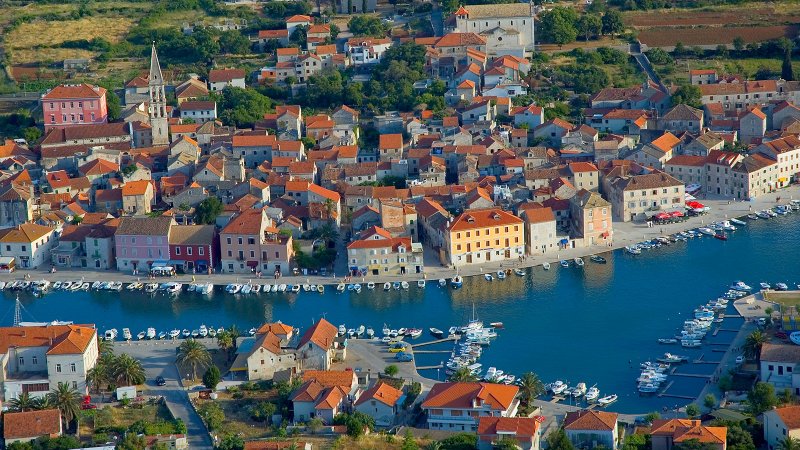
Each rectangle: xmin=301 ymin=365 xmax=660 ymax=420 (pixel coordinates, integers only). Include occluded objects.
xmin=3 ymin=213 xmax=799 ymax=413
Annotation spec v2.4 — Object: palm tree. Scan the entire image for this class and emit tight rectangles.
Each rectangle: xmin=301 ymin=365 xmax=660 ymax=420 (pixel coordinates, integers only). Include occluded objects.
xmin=778 ymin=437 xmax=800 ymax=450
xmin=217 ymin=330 xmax=234 ymax=361
xmin=449 ymin=366 xmax=478 ymax=382
xmin=8 ymin=392 xmax=35 ymax=411
xmin=518 ymin=372 xmax=545 ymax=405
xmin=425 ymin=441 xmax=442 ymax=450
xmin=98 ymin=339 xmax=114 ymax=357
xmin=228 ymin=325 xmax=241 ymax=350
xmin=177 ymin=339 xmax=212 ymax=380
xmin=32 ymin=395 xmax=53 ymax=411
xmin=47 ymin=382 xmax=81 ymax=431
xmin=743 ymin=330 xmax=768 ymax=361
xmin=112 ymin=354 xmax=146 ymax=386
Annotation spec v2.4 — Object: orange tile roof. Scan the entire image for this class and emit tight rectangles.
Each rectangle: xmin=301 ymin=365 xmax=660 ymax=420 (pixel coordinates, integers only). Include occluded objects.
xmin=478 ymin=416 xmax=541 ymax=438
xmin=233 ymin=134 xmax=277 ymax=147
xmin=257 ymin=322 xmax=293 ymax=336
xmin=0 ymin=324 xmax=95 ymax=355
xmin=298 ymin=318 xmax=337 ymax=350
xmin=221 ymin=209 xmax=266 ymax=235
xmin=651 ymin=419 xmax=726 ymax=444
xmin=303 ymin=370 xmax=355 ymax=388
xmin=422 ymin=382 xmax=518 ymax=410
xmin=355 ymin=382 xmax=403 ymax=407
xmin=121 ymin=179 xmax=152 ymax=196
xmin=773 ymin=406 xmax=800 ymax=429
xmin=379 ymin=134 xmax=403 ymax=149
xmin=563 ymin=410 xmax=618 ymax=431
xmin=79 ymin=158 xmax=119 ymax=176
xmin=448 ymin=208 xmax=522 ymax=232
xmin=651 ymin=132 xmax=681 ymax=153
xmin=3 ymin=409 xmax=61 ymax=439
xmin=0 ymin=223 xmax=54 ymax=243
xmin=42 ymin=83 xmax=105 ymax=100
xmin=286 ymin=14 xmax=312 ymax=22
xmin=244 ymin=441 xmax=308 ymax=450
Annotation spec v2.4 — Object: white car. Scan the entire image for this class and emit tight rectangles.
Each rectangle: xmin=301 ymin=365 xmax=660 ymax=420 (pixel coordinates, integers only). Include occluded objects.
xmin=735 ymin=355 xmax=745 ymax=364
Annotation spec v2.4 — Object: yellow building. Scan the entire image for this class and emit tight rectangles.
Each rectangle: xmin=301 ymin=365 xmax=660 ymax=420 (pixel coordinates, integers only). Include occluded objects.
xmin=445 ymin=208 xmax=524 ymax=267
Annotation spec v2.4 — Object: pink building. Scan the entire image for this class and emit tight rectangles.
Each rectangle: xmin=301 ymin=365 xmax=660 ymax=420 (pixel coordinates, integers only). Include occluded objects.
xmin=114 ymin=216 xmax=174 ymax=273
xmin=219 ymin=209 xmax=294 ymax=275
xmin=41 ymin=84 xmax=108 ymax=132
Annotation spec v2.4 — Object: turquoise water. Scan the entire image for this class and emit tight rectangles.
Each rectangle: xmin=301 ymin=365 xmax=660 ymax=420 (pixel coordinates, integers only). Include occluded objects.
xmin=3 ymin=214 xmax=799 ymax=413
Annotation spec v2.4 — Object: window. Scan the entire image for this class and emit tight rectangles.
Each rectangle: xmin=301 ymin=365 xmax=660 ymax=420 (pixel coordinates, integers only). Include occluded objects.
xmin=18 ymin=356 xmax=23 ymax=365
xmin=56 ymin=364 xmax=62 ymax=373
xmin=175 ymin=247 xmax=181 ymax=255
xmin=32 ymin=356 xmax=37 ymax=365
xmin=187 ymin=247 xmax=192 ymax=256
xmin=70 ymin=363 xmax=76 ymax=372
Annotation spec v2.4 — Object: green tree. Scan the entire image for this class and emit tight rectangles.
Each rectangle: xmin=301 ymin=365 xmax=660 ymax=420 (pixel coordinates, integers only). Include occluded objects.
xmin=601 ymin=10 xmax=624 ymax=37
xmin=539 ymin=7 xmax=578 ymax=46
xmin=783 ymin=48 xmax=795 ymax=81
xmin=385 ymin=365 xmax=399 ymax=377
xmin=198 ymin=401 xmax=225 ymax=431
xmin=216 ymin=434 xmax=245 ymax=450
xmin=672 ymin=85 xmax=702 ymax=109
xmin=704 ymin=393 xmax=717 ymax=409
xmin=112 ymin=353 xmax=146 ymax=386
xmin=622 ymin=433 xmax=650 ymax=450
xmin=47 ymin=382 xmax=81 ymax=431
xmin=195 ymin=197 xmax=223 ymax=225
xmin=546 ymin=429 xmax=575 ymax=450
xmin=249 ymin=401 xmax=276 ymax=424
xmin=217 ymin=87 xmax=273 ymax=128
xmin=307 ymin=417 xmax=324 ymax=433
xmin=724 ymin=423 xmax=755 ymax=450
xmin=676 ymin=439 xmax=718 ymax=450
xmin=449 ymin=366 xmax=478 ymax=382
xmin=203 ymin=366 xmax=222 ymax=390
xmin=716 ymin=44 xmax=729 ymax=59
xmin=219 ymin=30 xmax=250 ymax=54
xmin=401 ymin=429 xmax=420 ymax=450
xmin=438 ymin=433 xmax=477 ymax=450
xmin=778 ymin=437 xmax=800 ymax=450
xmin=8 ymin=392 xmax=35 ymax=412
xmin=780 ymin=388 xmax=796 ymax=406
xmin=577 ymin=14 xmax=602 ymax=41
xmin=733 ymin=36 xmax=745 ymax=53
xmin=333 ymin=411 xmax=375 ymax=438
xmin=685 ymin=403 xmax=700 ymax=418
xmin=643 ymin=411 xmax=661 ymax=424
xmin=216 ymin=330 xmax=235 ymax=361
xmin=747 ymin=381 xmax=778 ymax=415
xmin=118 ymin=433 xmax=148 ymax=450
xmin=348 ymin=16 xmax=389 ymax=37
xmin=177 ymin=339 xmax=212 ymax=380
xmin=518 ymin=372 xmax=545 ymax=406
xmin=32 ymin=395 xmax=52 ymax=411
xmin=743 ymin=330 xmax=768 ymax=361
xmin=23 ymin=127 xmax=41 ymax=145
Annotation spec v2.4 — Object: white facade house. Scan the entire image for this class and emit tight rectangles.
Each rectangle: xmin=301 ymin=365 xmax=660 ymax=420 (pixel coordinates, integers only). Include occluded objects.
xmin=0 ymin=324 xmax=98 ymax=402
xmin=179 ymin=101 xmax=217 ymax=123
xmin=345 ymin=38 xmax=392 ymax=66
xmin=764 ymin=406 xmax=800 ymax=450
xmin=453 ymin=3 xmax=535 ymax=55
xmin=0 ymin=223 xmax=55 ymax=269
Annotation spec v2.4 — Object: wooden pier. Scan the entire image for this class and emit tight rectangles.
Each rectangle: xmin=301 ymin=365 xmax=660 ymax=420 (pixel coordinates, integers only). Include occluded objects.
xmin=412 ymin=337 xmax=457 ymax=348
xmin=416 ymin=365 xmax=443 ymax=370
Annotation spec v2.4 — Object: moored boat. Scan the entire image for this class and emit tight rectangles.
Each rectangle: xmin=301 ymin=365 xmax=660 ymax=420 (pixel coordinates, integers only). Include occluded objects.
xmin=589 ymin=255 xmax=607 ymax=264
xmin=574 ymin=257 xmax=584 ymax=267
xmin=451 ymin=276 xmax=463 ymax=288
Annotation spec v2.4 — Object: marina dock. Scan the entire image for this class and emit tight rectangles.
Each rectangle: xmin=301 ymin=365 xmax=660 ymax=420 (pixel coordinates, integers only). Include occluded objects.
xmin=411 ymin=337 xmax=457 ymax=348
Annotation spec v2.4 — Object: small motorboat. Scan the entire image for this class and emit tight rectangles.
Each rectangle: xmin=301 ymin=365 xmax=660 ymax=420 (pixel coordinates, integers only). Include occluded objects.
xmin=597 ymin=394 xmax=618 ymax=405
xmin=122 ymin=328 xmax=132 ymax=340
xmin=393 ymin=282 xmax=401 ymax=290
xmin=302 ymin=284 xmax=310 ymax=291
xmin=241 ymin=284 xmax=252 ymax=294
xmin=104 ymin=329 xmax=118 ymax=340
xmin=408 ymin=328 xmax=422 ymax=338
xmin=514 ymin=268 xmax=525 ymax=276
xmin=574 ymin=257 xmax=584 ymax=267
xmin=338 ymin=324 xmax=346 ymax=335
xmin=278 ymin=284 xmax=287 ymax=292
xmin=252 ymin=284 xmax=262 ymax=294
xmin=430 ymin=327 xmax=444 ymax=337
xmin=585 ymin=387 xmax=600 ymax=402
xmin=347 ymin=284 xmax=354 ymax=291
xmin=226 ymin=284 xmax=242 ymax=294
xmin=182 ymin=329 xmax=191 ymax=338
xmin=776 ymin=283 xmax=789 ymax=291
xmin=658 ymin=338 xmax=678 ymax=344
xmin=52 ymin=281 xmax=61 ymax=290
xmin=61 ymin=281 xmax=72 ymax=290
xmin=560 ymin=260 xmax=569 ymax=268
xmin=144 ymin=283 xmax=158 ymax=293
xmin=625 ymin=246 xmax=642 ymax=255
xmin=158 ymin=331 xmax=167 ymax=340
xmin=490 ymin=322 xmax=504 ymax=329
xmin=354 ymin=284 xmax=361 ymax=293
xmin=146 ymin=328 xmax=156 ymax=339
xmin=417 ymin=279 xmax=426 ymax=288
xmin=760 ymin=282 xmax=771 ymax=290
xmin=790 ymin=331 xmax=800 ymax=345
xmin=401 ymin=281 xmax=409 ymax=289
xmin=169 ymin=329 xmax=180 ymax=339
xmin=590 ymin=255 xmax=607 ymax=264
xmin=136 ymin=331 xmax=146 ymax=340
xmin=337 ymin=283 xmax=345 ymax=292
xmin=730 ymin=218 xmax=746 ymax=226
xmin=367 ymin=282 xmax=375 ymax=290
xmin=191 ymin=330 xmax=200 ymax=338
xmin=730 ymin=281 xmax=752 ymax=291
xmin=366 ymin=327 xmax=375 ymax=338
xmin=438 ymin=278 xmax=446 ymax=286
xmin=291 ymin=284 xmax=300 ymax=293
xmin=383 ymin=282 xmax=391 ymax=291
xmin=451 ymin=276 xmax=463 ymax=288
xmin=714 ymin=232 xmax=728 ymax=241
xmin=208 ymin=328 xmax=217 ymax=337
xmin=542 ymin=262 xmax=550 ymax=270
xmin=496 ymin=270 xmax=506 ymax=280
xmin=199 ymin=325 xmax=208 ymax=337
xmin=317 ymin=285 xmax=324 ymax=293
xmin=484 ymin=273 xmax=493 ymax=281
xmin=91 ymin=281 xmax=101 ymax=290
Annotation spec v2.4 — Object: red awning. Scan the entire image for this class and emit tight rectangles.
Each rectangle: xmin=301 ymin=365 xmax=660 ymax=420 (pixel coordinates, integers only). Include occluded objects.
xmin=655 ymin=212 xmax=670 ymax=219
xmin=670 ymin=211 xmax=684 ymax=217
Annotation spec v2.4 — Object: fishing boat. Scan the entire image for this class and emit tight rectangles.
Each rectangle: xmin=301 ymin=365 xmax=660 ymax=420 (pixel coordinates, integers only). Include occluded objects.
xmin=122 ymin=328 xmax=132 ymax=340
xmin=366 ymin=327 xmax=375 ymax=338
xmin=367 ymin=282 xmax=375 ymax=290
xmin=226 ymin=284 xmax=242 ymax=294
xmin=714 ymin=232 xmax=727 ymax=241
xmin=291 ymin=284 xmax=300 ymax=293
xmin=496 ymin=270 xmax=506 ymax=280
xmin=146 ymin=328 xmax=156 ymax=339
xmin=597 ymin=394 xmax=618 ymax=405
xmin=417 ymin=280 xmax=426 ymax=288
xmin=241 ymin=284 xmax=252 ymax=294
xmin=625 ymin=246 xmax=642 ymax=255
xmin=560 ymin=260 xmax=569 ymax=268
xmin=145 ymin=283 xmax=158 ymax=293
xmin=451 ymin=276 xmax=463 ymax=288
xmin=430 ymin=328 xmax=444 ymax=337
xmin=169 ymin=329 xmax=180 ymax=339
xmin=137 ymin=331 xmax=146 ymax=340
xmin=574 ymin=257 xmax=584 ymax=267
xmin=484 ymin=273 xmax=493 ymax=281
xmin=158 ymin=331 xmax=167 ymax=340
xmin=182 ymin=329 xmax=191 ymax=338
xmin=384 ymin=282 xmax=391 ymax=291
xmin=104 ymin=329 xmax=118 ymax=340
xmin=730 ymin=218 xmax=747 ymax=226
xmin=199 ymin=325 xmax=208 ymax=337
xmin=542 ymin=262 xmax=550 ymax=270
xmin=585 ymin=387 xmax=600 ymax=402
xmin=590 ymin=255 xmax=607 ymax=264
xmin=514 ymin=268 xmax=525 ymax=276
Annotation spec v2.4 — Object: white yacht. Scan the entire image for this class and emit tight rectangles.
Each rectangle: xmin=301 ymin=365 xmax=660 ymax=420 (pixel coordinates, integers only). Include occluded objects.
xmin=585 ymin=387 xmax=600 ymax=402
xmin=104 ymin=329 xmax=118 ymax=341
xmin=146 ymin=328 xmax=156 ymax=339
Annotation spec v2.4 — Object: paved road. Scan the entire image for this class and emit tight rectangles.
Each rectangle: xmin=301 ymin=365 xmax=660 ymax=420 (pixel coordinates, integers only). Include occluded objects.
xmin=117 ymin=341 xmax=213 ymax=449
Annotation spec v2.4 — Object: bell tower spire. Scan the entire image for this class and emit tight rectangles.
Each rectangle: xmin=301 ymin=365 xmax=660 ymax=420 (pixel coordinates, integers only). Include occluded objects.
xmin=148 ymin=42 xmax=169 ymax=146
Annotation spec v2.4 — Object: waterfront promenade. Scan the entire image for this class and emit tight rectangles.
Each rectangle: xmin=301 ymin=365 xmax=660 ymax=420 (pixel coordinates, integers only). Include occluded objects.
xmin=2 ymin=188 xmax=798 ymax=287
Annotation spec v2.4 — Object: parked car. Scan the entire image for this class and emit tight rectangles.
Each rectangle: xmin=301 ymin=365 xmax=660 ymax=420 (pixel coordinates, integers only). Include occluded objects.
xmin=735 ymin=355 xmax=745 ymax=364
xmin=155 ymin=376 xmax=166 ymax=386
xmin=388 ymin=345 xmax=407 ymax=353
xmin=395 ymin=352 xmax=413 ymax=362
